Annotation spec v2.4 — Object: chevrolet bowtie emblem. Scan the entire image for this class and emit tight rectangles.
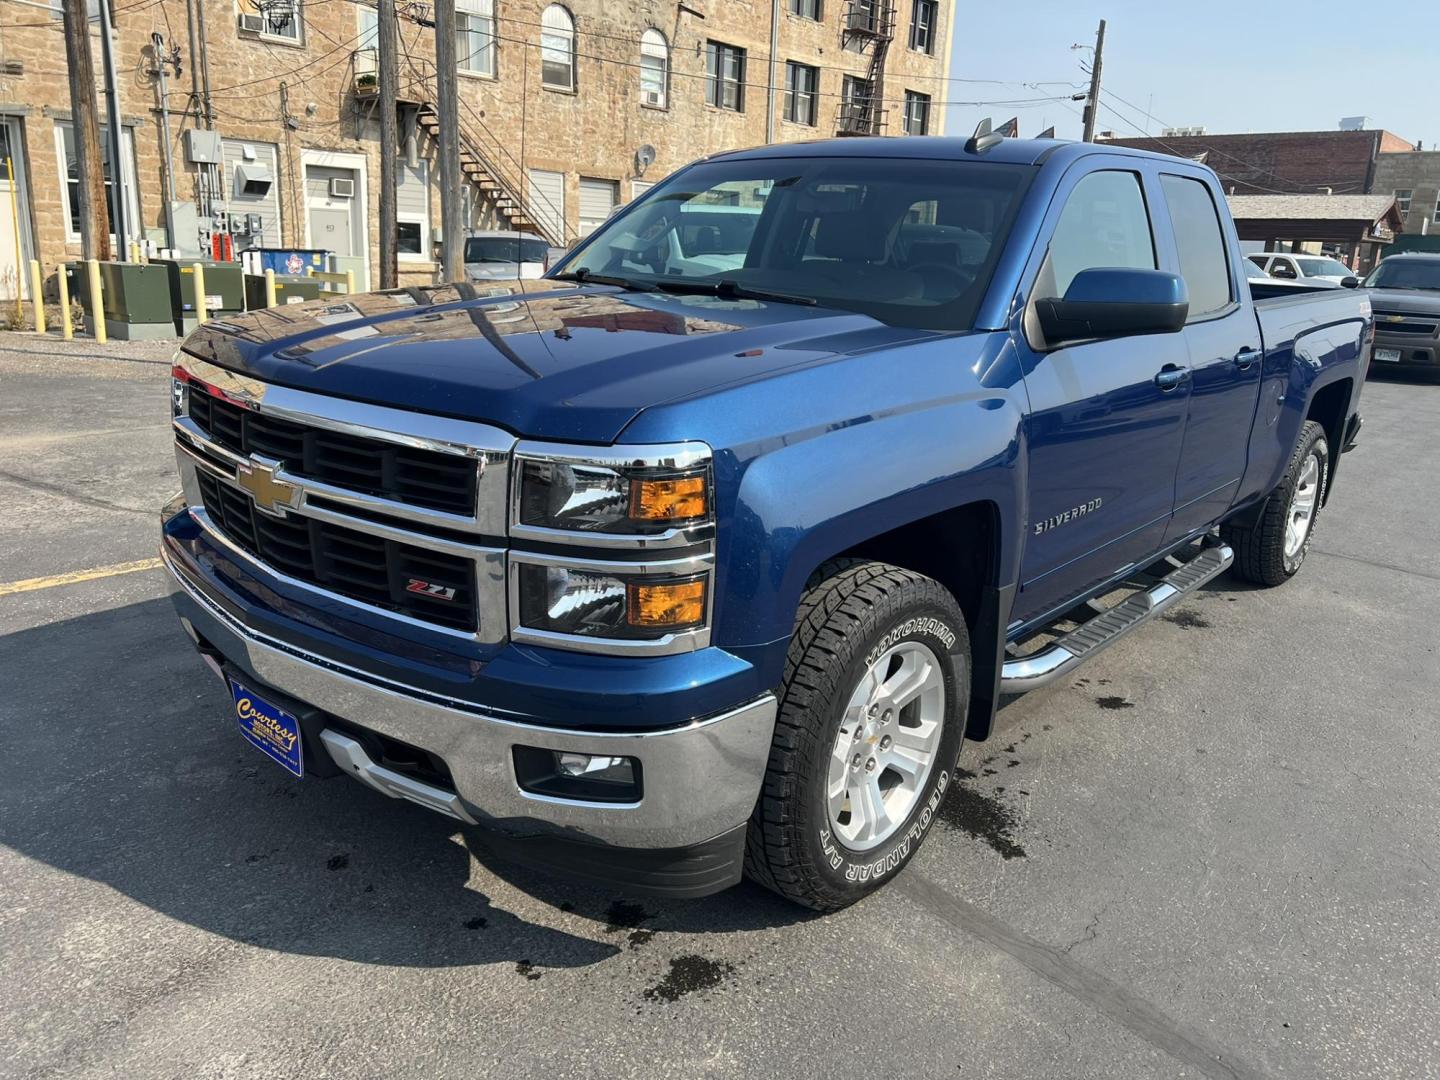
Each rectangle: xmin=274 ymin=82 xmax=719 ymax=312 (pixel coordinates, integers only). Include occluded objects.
xmin=1384 ymin=315 xmax=1405 ymax=323
xmin=235 ymin=457 xmax=299 ymax=516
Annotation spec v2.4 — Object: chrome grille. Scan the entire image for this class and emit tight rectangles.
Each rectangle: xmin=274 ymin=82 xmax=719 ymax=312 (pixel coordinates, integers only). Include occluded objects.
xmin=195 ymin=470 xmax=479 ymax=631
xmin=189 ymin=388 xmax=479 ymax=516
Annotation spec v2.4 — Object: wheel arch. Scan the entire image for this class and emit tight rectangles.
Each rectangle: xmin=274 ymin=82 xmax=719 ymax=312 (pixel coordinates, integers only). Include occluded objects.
xmin=1305 ymin=376 xmax=1351 ymax=506
xmin=810 ymin=500 xmax=1010 ymax=743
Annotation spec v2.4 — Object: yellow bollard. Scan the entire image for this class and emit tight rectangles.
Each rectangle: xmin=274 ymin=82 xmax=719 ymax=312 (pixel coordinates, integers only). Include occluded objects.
xmin=264 ymin=268 xmax=277 ymax=308
xmin=57 ymin=263 xmax=73 ymax=340
xmin=86 ymin=258 xmax=106 ymax=344
xmin=28 ymin=260 xmax=44 ymax=334
xmin=344 ymin=269 xmax=355 ymax=295
xmin=192 ymin=262 xmax=208 ymax=326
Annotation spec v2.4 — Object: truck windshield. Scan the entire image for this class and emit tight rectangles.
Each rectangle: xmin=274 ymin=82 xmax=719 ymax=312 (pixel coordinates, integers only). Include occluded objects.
xmin=466 ymin=237 xmax=549 ymax=264
xmin=1365 ymin=259 xmax=1440 ymax=290
xmin=557 ymin=156 xmax=1034 ymax=331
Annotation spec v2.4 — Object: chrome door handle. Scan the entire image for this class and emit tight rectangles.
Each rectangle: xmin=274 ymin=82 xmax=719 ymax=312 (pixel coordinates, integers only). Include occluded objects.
xmin=1154 ymin=365 xmax=1190 ymax=391
xmin=1234 ymin=348 xmax=1262 ymax=370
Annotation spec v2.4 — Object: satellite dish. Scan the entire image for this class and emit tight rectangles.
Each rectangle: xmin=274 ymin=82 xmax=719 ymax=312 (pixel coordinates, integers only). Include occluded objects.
xmin=635 ymin=144 xmax=657 ymax=175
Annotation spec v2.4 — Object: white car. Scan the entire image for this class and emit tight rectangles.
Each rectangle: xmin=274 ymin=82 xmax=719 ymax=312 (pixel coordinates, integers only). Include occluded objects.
xmin=1247 ymin=253 xmax=1356 ymax=288
xmin=464 ymin=231 xmax=551 ymax=281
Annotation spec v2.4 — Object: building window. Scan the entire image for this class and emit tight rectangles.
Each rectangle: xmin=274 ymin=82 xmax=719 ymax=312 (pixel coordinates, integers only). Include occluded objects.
xmin=579 ymin=177 xmax=619 ymax=237
xmin=457 ymin=0 xmax=495 ymax=77
xmin=787 ymin=0 xmax=821 ymax=19
xmin=902 ymin=90 xmax=930 ymax=135
xmin=1395 ymin=188 xmax=1412 ymax=215
xmin=839 ymin=74 xmax=874 ymax=133
xmin=540 ymin=5 xmax=575 ymax=91
xmin=53 ymin=121 xmax=140 ymax=244
xmin=909 ymin=0 xmax=936 ymax=53
xmin=240 ymin=0 xmax=303 ymax=44
xmin=1434 ymin=193 xmax=1440 ymax=223
xmin=639 ymin=28 xmax=668 ymax=108
xmin=706 ymin=41 xmax=745 ymax=112
xmin=784 ymin=62 xmax=818 ymax=126
xmin=397 ymin=160 xmax=430 ymax=260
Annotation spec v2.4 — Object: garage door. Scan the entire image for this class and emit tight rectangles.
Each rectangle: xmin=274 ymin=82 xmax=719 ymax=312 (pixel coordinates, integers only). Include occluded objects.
xmin=578 ymin=177 xmax=618 ymax=237
xmin=527 ymin=168 xmax=565 ymax=244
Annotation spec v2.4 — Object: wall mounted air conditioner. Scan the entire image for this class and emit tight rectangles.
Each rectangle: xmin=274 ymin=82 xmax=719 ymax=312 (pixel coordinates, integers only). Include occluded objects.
xmin=234 ymin=163 xmax=274 ymax=197
xmin=329 ymin=177 xmax=355 ymax=198
xmin=237 ymin=13 xmax=265 ymax=32
xmin=642 ymin=90 xmax=663 ymax=107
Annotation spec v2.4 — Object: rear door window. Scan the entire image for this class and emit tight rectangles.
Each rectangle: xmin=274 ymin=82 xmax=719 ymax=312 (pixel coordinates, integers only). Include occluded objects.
xmin=1160 ymin=174 xmax=1233 ymax=318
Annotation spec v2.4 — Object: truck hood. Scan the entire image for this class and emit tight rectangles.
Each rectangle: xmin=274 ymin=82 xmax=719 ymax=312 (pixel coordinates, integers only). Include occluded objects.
xmin=1367 ymin=288 xmax=1440 ymax=317
xmin=181 ymin=278 xmax=930 ymax=443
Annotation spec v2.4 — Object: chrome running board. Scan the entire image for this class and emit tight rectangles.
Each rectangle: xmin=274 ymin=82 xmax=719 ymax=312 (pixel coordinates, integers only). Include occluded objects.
xmin=1000 ymin=543 xmax=1234 ymax=695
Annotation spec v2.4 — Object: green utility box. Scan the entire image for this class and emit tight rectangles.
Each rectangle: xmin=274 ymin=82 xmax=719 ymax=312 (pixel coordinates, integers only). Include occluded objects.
xmin=243 ymin=272 xmax=325 ymax=311
xmin=65 ymin=261 xmax=176 ymax=341
xmin=152 ymin=259 xmax=245 ymax=334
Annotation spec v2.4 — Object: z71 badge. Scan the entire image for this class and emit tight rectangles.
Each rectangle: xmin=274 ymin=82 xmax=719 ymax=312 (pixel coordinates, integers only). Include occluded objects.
xmin=1034 ymin=497 xmax=1103 ymax=535
xmin=405 ymin=579 xmax=458 ymax=601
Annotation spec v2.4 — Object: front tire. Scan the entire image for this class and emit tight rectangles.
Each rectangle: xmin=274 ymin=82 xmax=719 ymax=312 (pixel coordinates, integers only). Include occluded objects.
xmin=1223 ymin=420 xmax=1329 ymax=586
xmin=745 ymin=561 xmax=969 ymax=911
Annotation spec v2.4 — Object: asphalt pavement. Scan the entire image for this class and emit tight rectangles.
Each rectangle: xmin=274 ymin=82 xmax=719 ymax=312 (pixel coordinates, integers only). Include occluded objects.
xmin=1 ymin=333 xmax=1437 ymax=1080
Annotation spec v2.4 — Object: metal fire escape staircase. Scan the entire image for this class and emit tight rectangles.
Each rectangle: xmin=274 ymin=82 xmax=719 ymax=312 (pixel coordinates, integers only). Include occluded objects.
xmin=349 ymin=47 xmax=568 ymax=247
xmin=414 ymin=102 xmax=567 ymax=247
xmin=837 ymin=0 xmax=895 ymax=135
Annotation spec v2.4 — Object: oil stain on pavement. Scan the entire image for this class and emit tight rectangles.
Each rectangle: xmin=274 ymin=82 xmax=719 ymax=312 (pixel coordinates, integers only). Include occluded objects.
xmin=938 ymin=771 xmax=1026 ymax=859
xmin=642 ymin=956 xmax=736 ymax=1003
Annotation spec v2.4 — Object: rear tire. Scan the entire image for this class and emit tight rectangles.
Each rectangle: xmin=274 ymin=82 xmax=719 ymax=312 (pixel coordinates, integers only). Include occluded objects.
xmin=1223 ymin=420 xmax=1329 ymax=587
xmin=745 ymin=561 xmax=969 ymax=911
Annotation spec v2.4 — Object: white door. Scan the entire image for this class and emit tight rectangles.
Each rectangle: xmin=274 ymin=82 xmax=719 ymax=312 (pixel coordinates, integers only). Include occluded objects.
xmin=527 ymin=168 xmax=565 ymax=244
xmin=578 ymin=177 xmax=619 ymax=237
xmin=0 ymin=117 xmax=32 ymax=301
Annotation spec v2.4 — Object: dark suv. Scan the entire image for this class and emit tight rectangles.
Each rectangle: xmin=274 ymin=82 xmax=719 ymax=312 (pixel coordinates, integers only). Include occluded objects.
xmin=1365 ymin=253 xmax=1440 ymax=379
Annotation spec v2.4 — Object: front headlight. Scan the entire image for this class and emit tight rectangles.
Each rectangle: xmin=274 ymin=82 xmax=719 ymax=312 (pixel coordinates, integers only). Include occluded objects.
xmin=512 ymin=443 xmax=713 ymax=538
xmin=516 ymin=563 xmax=707 ymax=640
xmin=509 ymin=442 xmax=715 ymax=654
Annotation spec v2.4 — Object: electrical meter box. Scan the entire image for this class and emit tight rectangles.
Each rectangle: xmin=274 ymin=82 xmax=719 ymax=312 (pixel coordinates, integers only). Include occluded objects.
xmin=184 ymin=129 xmax=223 ymax=164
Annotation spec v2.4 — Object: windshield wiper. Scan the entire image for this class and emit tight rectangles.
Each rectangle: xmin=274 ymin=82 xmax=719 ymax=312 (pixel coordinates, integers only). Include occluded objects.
xmin=550 ymin=268 xmax=645 ymax=290
xmin=652 ymin=278 xmax=817 ymax=306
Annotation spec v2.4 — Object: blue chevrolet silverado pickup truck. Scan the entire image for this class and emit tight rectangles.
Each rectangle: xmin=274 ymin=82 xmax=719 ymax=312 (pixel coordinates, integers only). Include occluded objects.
xmin=162 ymin=135 xmax=1371 ymax=910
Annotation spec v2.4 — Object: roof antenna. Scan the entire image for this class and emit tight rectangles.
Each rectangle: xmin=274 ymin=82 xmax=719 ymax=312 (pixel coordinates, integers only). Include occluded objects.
xmin=966 ymin=117 xmax=1004 ymax=154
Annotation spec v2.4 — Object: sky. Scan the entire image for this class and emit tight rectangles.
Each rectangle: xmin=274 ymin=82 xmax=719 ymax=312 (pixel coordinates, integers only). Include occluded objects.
xmin=943 ymin=0 xmax=1440 ymax=149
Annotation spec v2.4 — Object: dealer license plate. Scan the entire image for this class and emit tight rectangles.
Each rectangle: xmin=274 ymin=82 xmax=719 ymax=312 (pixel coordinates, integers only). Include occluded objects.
xmin=229 ymin=678 xmax=303 ymax=777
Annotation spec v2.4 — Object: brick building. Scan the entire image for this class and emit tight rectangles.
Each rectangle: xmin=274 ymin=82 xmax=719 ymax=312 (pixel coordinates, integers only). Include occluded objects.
xmin=1371 ymin=148 xmax=1440 ymax=238
xmin=1099 ymin=128 xmax=1416 ymax=197
xmin=0 ymin=0 xmax=955 ymax=301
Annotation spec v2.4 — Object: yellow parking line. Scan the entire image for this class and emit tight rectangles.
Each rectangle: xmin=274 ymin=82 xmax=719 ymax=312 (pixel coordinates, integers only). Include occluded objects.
xmin=0 ymin=557 xmax=164 ymax=597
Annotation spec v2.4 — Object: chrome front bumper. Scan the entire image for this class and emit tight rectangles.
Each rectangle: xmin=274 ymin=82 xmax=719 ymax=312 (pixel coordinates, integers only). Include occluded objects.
xmin=164 ymin=548 xmax=777 ymax=851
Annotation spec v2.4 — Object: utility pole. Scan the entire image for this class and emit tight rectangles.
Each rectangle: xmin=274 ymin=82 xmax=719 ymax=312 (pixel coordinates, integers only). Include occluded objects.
xmin=61 ymin=0 xmax=109 ymax=260
xmin=433 ymin=0 xmax=463 ymax=282
xmin=96 ymin=0 xmax=130 ymax=260
xmin=1081 ymin=18 xmax=1106 ymax=143
xmin=150 ymin=32 xmax=181 ymax=249
xmin=377 ymin=0 xmax=399 ymax=289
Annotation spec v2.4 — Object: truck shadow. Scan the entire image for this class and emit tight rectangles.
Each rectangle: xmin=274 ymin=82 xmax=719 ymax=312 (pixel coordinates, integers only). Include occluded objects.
xmin=2 ymin=595 xmax=789 ymax=972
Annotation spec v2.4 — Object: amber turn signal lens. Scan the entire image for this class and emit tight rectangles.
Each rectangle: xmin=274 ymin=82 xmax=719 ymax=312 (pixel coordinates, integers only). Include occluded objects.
xmin=626 ymin=578 xmax=706 ymax=629
xmin=628 ymin=475 xmax=707 ymax=522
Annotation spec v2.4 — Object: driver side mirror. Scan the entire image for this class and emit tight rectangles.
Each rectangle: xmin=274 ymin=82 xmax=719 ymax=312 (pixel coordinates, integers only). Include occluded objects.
xmin=1035 ymin=268 xmax=1189 ymax=349
xmin=1340 ymin=275 xmax=1360 ymax=289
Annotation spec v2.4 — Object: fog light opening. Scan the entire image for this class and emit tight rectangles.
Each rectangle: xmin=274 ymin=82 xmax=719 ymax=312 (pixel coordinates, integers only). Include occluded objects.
xmin=513 ymin=746 xmax=643 ymax=804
